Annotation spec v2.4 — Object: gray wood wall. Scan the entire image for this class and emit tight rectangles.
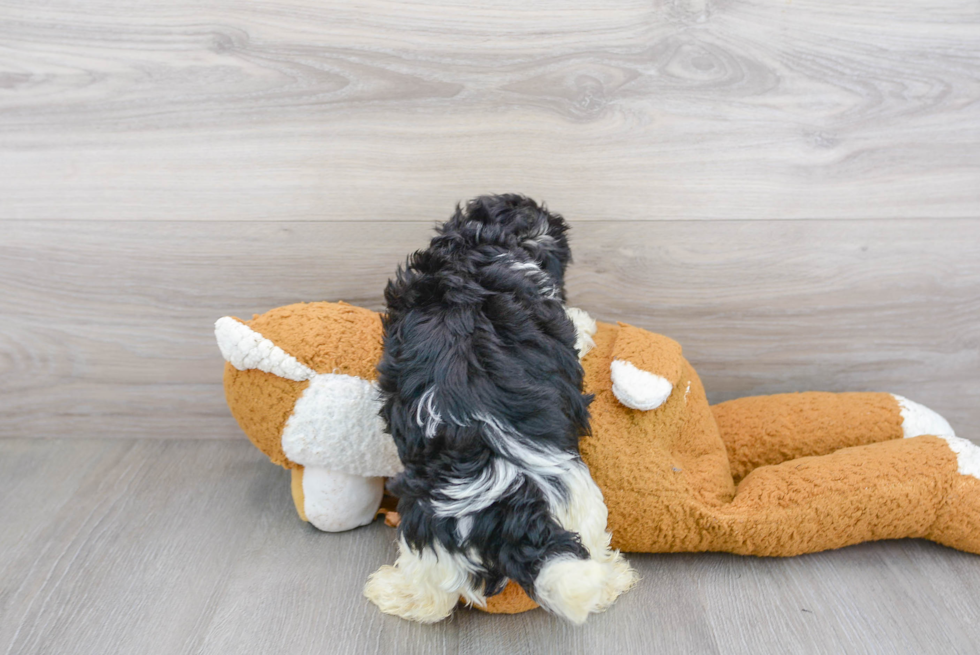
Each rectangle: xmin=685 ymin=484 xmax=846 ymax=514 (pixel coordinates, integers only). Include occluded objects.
xmin=2 ymin=0 xmax=978 ymax=440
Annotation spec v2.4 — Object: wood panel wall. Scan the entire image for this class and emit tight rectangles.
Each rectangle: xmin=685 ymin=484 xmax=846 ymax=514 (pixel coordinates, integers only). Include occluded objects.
xmin=1 ymin=0 xmax=978 ymax=440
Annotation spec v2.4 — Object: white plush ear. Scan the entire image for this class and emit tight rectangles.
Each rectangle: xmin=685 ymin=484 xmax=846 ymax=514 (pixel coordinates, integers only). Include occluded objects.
xmin=281 ymin=373 xmax=404 ymax=477
xmin=610 ymin=360 xmax=673 ymax=411
xmin=215 ymin=316 xmax=314 ymax=381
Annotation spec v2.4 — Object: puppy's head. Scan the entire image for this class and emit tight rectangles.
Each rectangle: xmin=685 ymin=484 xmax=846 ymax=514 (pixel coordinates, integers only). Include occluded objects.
xmin=442 ymin=194 xmax=573 ymax=293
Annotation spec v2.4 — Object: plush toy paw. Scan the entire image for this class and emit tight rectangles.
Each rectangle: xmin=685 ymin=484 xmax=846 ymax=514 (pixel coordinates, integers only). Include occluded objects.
xmin=893 ymin=394 xmax=956 ymax=438
xmin=292 ymin=467 xmax=384 ymax=532
xmin=892 ymin=395 xmax=980 ymax=481
xmin=610 ymin=360 xmax=673 ymax=411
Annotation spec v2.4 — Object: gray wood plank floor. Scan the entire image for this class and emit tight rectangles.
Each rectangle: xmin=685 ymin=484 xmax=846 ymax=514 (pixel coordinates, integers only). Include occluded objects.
xmin=3 ymin=438 xmax=979 ymax=655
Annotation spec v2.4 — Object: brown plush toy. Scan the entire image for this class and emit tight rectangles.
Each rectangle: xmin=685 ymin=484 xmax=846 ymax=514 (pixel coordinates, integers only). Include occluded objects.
xmin=216 ymin=301 xmax=980 ymax=615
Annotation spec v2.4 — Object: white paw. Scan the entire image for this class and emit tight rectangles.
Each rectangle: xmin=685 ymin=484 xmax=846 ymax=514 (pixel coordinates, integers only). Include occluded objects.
xmin=365 ymin=539 xmax=484 ymax=623
xmin=302 ymin=467 xmax=384 ymax=532
xmin=535 ymin=554 xmax=635 ymax=624
xmin=363 ymin=564 xmax=459 ymax=623
xmin=364 ymin=565 xmax=426 ymax=621
xmin=893 ymin=395 xmax=955 ymax=438
xmin=610 ymin=360 xmax=673 ymax=411
xmin=590 ymin=552 xmax=638 ymax=611
xmin=535 ymin=557 xmax=606 ymax=624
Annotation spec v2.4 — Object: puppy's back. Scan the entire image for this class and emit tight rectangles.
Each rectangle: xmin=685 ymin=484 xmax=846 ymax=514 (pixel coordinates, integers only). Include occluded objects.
xmin=370 ymin=196 xmax=633 ymax=624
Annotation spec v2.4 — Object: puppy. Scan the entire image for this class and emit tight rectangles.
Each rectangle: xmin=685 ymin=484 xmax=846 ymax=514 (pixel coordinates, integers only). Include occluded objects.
xmin=364 ymin=194 xmax=636 ymax=623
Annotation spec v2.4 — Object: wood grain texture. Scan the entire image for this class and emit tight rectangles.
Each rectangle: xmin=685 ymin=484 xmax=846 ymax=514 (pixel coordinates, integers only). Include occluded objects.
xmin=1 ymin=0 xmax=978 ymax=221
xmin=3 ymin=438 xmax=980 ymax=655
xmin=1 ymin=219 xmax=977 ymax=441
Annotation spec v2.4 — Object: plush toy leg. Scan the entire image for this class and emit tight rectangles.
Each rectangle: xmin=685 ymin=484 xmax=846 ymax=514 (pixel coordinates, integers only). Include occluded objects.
xmin=926 ymin=435 xmax=980 ymax=552
xmin=290 ymin=467 xmax=309 ymax=522
xmin=292 ymin=466 xmax=384 ymax=532
xmin=712 ymin=392 xmax=910 ymax=482
xmin=706 ymin=434 xmax=980 ymax=556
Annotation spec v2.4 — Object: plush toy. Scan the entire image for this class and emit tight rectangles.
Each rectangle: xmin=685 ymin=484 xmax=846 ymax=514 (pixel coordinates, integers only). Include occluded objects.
xmin=216 ymin=301 xmax=980 ymax=615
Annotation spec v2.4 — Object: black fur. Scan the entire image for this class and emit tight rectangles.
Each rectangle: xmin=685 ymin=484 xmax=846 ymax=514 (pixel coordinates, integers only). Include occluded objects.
xmin=378 ymin=194 xmax=593 ymax=598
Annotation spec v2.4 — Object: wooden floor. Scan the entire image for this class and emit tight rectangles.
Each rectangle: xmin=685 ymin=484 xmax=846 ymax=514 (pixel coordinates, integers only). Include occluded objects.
xmin=3 ymin=437 xmax=980 ymax=655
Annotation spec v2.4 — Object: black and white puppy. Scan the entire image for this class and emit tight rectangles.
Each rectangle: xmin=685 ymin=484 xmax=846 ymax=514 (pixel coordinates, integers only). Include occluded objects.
xmin=364 ymin=195 xmax=635 ymax=623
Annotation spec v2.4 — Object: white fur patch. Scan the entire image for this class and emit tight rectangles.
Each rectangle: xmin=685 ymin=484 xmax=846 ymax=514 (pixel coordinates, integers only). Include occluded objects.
xmin=937 ymin=435 xmax=980 ymax=480
xmin=456 ymin=515 xmax=474 ymax=540
xmin=475 ymin=413 xmax=577 ymax=477
xmin=436 ymin=434 xmax=635 ymax=623
xmin=431 ymin=412 xmax=582 ymax=534
xmin=535 ymin=542 xmax=636 ymax=623
xmin=534 ymin=556 xmax=609 ymax=624
xmin=565 ymin=306 xmax=597 ymax=359
xmin=214 ymin=316 xmax=314 ymax=382
xmin=302 ymin=467 xmax=384 ymax=532
xmin=610 ymin=359 xmax=673 ymax=411
xmin=432 ymin=457 xmax=522 ymax=517
xmin=894 ymin=394 xmax=979 ymax=480
xmin=364 ymin=537 xmax=486 ymax=623
xmin=281 ymin=373 xmax=404 ymax=477
xmin=472 ymin=413 xmax=578 ymax=512
xmin=546 ymin=462 xmax=637 ymax=617
xmin=894 ymin=394 xmax=955 ymax=438
xmin=415 ymin=387 xmax=442 ymax=439
xmin=509 ymin=260 xmax=558 ymax=299
xmin=552 ymin=463 xmax=611 ymax=555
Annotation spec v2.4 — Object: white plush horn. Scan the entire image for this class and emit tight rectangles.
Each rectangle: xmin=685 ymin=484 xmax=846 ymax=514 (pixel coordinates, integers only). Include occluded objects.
xmin=214 ymin=316 xmax=315 ymax=382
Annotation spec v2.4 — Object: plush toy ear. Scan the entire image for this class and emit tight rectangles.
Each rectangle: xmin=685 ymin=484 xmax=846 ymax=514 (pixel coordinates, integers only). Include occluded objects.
xmin=215 ymin=316 xmax=315 ymax=381
xmin=609 ymin=324 xmax=684 ymax=411
xmin=216 ymin=316 xmax=312 ymax=469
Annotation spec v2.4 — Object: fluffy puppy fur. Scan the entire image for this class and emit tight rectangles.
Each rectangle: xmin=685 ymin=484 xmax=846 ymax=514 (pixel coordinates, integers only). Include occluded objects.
xmin=364 ymin=195 xmax=636 ymax=623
